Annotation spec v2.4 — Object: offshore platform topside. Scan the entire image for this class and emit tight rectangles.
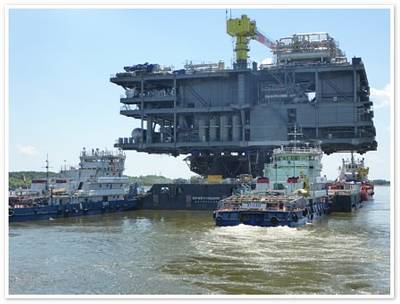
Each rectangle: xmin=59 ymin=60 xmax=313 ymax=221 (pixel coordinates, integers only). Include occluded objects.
xmin=111 ymin=14 xmax=376 ymax=178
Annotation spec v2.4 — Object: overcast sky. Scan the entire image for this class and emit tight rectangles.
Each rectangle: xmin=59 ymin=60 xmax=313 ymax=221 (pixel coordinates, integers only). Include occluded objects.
xmin=8 ymin=8 xmax=391 ymax=180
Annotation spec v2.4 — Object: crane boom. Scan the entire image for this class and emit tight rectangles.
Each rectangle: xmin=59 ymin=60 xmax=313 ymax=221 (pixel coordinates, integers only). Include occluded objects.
xmin=254 ymin=29 xmax=276 ymax=50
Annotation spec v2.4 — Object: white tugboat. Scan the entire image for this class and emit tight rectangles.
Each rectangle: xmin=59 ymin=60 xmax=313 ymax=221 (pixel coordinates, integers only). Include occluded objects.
xmin=214 ymin=127 xmax=331 ymax=227
xmin=9 ymin=148 xmax=139 ymax=222
xmin=327 ymin=153 xmax=373 ymax=212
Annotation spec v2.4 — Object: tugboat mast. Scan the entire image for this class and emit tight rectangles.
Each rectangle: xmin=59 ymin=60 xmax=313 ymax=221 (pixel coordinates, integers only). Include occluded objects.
xmin=287 ymin=125 xmax=303 ymax=192
xmin=45 ymin=154 xmax=49 ymax=192
xmin=351 ymin=151 xmax=356 ymax=180
xmin=288 ymin=124 xmax=303 ymax=148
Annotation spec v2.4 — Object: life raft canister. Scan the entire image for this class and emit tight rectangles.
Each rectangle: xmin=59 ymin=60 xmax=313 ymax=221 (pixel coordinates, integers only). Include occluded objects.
xmin=270 ymin=216 xmax=279 ymax=226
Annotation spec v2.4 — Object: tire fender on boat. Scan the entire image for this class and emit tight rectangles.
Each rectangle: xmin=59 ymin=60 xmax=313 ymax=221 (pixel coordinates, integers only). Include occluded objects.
xmin=271 ymin=216 xmax=279 ymax=226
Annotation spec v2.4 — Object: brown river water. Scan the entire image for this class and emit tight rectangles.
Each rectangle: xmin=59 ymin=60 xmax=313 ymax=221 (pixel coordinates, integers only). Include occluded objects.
xmin=9 ymin=185 xmax=390 ymax=295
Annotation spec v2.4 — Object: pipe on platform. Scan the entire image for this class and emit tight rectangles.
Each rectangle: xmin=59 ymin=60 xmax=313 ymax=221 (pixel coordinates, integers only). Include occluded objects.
xmin=209 ymin=116 xmax=218 ymax=142
xmin=220 ymin=115 xmax=230 ymax=142
xmin=198 ymin=116 xmax=208 ymax=142
xmin=232 ymin=114 xmax=241 ymax=141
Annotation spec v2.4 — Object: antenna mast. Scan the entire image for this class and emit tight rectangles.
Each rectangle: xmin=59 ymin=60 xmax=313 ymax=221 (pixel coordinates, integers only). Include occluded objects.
xmin=288 ymin=124 xmax=303 ymax=148
xmin=45 ymin=154 xmax=49 ymax=191
xmin=351 ymin=151 xmax=355 ymax=180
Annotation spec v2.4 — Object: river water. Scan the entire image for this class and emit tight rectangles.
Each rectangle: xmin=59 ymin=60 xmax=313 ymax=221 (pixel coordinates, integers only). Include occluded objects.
xmin=9 ymin=185 xmax=391 ymax=295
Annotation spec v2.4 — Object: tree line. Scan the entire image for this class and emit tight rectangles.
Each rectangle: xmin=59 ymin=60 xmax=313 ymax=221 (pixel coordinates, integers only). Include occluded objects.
xmin=9 ymin=171 xmax=389 ymax=190
xmin=9 ymin=171 xmax=204 ymax=190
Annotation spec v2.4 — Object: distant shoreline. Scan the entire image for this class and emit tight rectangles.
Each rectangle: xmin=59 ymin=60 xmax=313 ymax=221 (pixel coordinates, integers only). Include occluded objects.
xmin=371 ymin=180 xmax=391 ymax=186
xmin=8 ymin=171 xmax=390 ymax=190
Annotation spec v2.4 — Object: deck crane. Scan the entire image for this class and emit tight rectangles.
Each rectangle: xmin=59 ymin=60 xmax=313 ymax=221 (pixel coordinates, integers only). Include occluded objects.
xmin=226 ymin=14 xmax=276 ymax=68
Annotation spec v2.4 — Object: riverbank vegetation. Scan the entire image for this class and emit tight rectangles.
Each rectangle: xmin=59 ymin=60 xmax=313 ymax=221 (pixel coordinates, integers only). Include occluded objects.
xmin=9 ymin=171 xmax=390 ymax=190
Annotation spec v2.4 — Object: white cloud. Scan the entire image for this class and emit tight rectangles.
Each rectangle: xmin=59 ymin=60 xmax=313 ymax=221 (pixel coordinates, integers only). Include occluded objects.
xmin=371 ymin=84 xmax=391 ymax=109
xmin=17 ymin=145 xmax=39 ymax=156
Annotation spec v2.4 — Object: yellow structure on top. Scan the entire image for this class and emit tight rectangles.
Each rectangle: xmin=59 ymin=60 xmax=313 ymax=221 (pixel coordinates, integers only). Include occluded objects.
xmin=226 ymin=14 xmax=257 ymax=66
xmin=207 ymin=175 xmax=223 ymax=184
xmin=357 ymin=167 xmax=369 ymax=180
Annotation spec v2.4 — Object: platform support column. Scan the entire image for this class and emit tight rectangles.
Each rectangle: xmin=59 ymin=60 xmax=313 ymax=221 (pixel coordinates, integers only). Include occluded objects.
xmin=146 ymin=115 xmax=153 ymax=144
xmin=240 ymin=109 xmax=246 ymax=142
xmin=353 ymin=68 xmax=358 ymax=136
xmin=315 ymin=71 xmax=319 ymax=138
xmin=141 ymin=78 xmax=144 ymax=145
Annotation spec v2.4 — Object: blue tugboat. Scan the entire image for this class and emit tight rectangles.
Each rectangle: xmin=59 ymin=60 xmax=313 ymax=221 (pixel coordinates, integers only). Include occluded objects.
xmin=213 ymin=128 xmax=331 ymax=227
xmin=9 ymin=148 xmax=138 ymax=222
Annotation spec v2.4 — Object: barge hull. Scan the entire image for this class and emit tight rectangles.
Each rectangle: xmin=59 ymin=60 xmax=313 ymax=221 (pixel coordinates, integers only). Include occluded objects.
xmin=330 ymin=193 xmax=362 ymax=212
xmin=9 ymin=199 xmax=138 ymax=222
xmin=140 ymin=183 xmax=237 ymax=210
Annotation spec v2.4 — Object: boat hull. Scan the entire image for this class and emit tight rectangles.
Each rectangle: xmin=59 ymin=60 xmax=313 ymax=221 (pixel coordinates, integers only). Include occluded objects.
xmin=140 ymin=183 xmax=237 ymax=210
xmin=330 ymin=192 xmax=362 ymax=212
xmin=214 ymin=201 xmax=330 ymax=228
xmin=9 ymin=199 xmax=138 ymax=223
